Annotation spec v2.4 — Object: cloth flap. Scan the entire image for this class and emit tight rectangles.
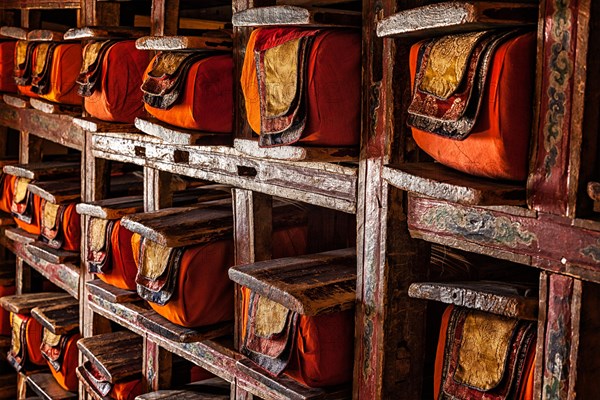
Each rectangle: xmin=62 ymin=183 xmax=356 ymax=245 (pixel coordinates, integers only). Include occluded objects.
xmin=139 ymin=239 xmax=173 ymax=280
xmin=83 ymin=360 xmax=113 ymax=396
xmin=255 ymin=295 xmax=290 ymax=338
xmin=147 ymin=52 xmax=191 ymax=78
xmin=42 ymin=201 xmax=61 ymax=231
xmin=13 ymin=177 xmax=30 ymax=204
xmin=89 ymin=218 xmax=109 ymax=253
xmin=31 ymin=43 xmax=53 ymax=77
xmin=454 ymin=312 xmax=518 ymax=390
xmin=263 ymin=38 xmax=301 ymax=118
xmin=80 ymin=40 xmax=111 ymax=75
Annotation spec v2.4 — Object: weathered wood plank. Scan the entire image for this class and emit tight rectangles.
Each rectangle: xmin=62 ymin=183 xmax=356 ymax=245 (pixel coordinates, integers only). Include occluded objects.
xmin=2 ymin=94 xmax=30 ymax=109
xmin=408 ymin=195 xmax=600 ymax=283
xmin=75 ymin=366 xmax=110 ymax=400
xmin=0 ymin=292 xmax=72 ymax=314
xmin=134 ymin=118 xmax=232 ymax=146
xmin=376 ymin=1 xmax=537 ymax=38
xmin=408 ymin=281 xmax=538 ymax=320
xmin=5 ymin=227 xmax=37 ymax=244
xmin=26 ymin=373 xmax=76 ymax=400
xmin=232 ymin=5 xmax=361 ymax=28
xmin=135 ymin=390 xmax=229 ymax=399
xmin=134 ymin=34 xmax=233 ymax=52
xmin=3 ymin=161 xmax=80 ymax=180
xmin=77 ymin=330 xmax=143 ymax=383
xmin=19 ymin=109 xmax=84 ymax=151
xmin=86 ymin=280 xmax=138 ymax=304
xmin=229 ymin=248 xmax=356 ymax=316
xmin=29 ymin=98 xmax=80 ymax=116
xmin=92 ymin=133 xmax=357 ymax=213
xmin=72 ymin=117 xmax=137 ymax=134
xmin=0 ymin=25 xmax=27 ymax=39
xmin=26 ymin=29 xmax=64 ymax=41
xmin=27 ymin=241 xmax=79 ymax=264
xmin=30 ymin=301 xmax=79 ymax=335
xmin=27 ymin=179 xmax=80 ymax=204
xmin=0 ymin=102 xmax=22 ymax=131
xmin=233 ymin=139 xmax=358 ymax=163
xmin=64 ymin=26 xmax=148 ymax=40
xmin=383 ymin=163 xmax=526 ymax=206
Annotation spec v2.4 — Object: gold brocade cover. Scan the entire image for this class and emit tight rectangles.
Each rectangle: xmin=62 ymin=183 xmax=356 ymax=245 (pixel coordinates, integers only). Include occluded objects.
xmin=13 ymin=178 xmax=31 ymax=204
xmin=42 ymin=201 xmax=61 ymax=231
xmin=148 ymin=52 xmax=191 ymax=78
xmin=88 ymin=218 xmax=109 ymax=253
xmin=454 ymin=311 xmax=518 ymax=390
xmin=139 ymin=239 xmax=173 ymax=281
xmin=80 ymin=40 xmax=111 ymax=74
xmin=31 ymin=43 xmax=53 ymax=77
xmin=255 ymin=295 xmax=290 ymax=338
xmin=263 ymin=38 xmax=301 ymax=118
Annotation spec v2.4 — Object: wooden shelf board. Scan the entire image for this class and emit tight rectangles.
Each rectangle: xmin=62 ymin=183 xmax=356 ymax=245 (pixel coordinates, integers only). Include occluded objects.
xmin=121 ymin=205 xmax=232 ymax=248
xmin=72 ymin=116 xmax=137 ymax=134
xmin=26 ymin=29 xmax=64 ymax=42
xmin=86 ymin=280 xmax=138 ymax=303
xmin=92 ymin=132 xmax=357 ymax=213
xmin=407 ymin=194 xmax=600 ymax=284
xmin=3 ymin=94 xmax=30 ymax=109
xmin=233 ymin=139 xmax=358 ymax=163
xmin=5 ymin=227 xmax=37 ymax=245
xmin=29 ymin=98 xmax=80 ymax=116
xmin=408 ymin=281 xmax=538 ymax=320
xmin=86 ymin=281 xmax=233 ymax=343
xmin=376 ymin=1 xmax=538 ymax=38
xmin=0 ymin=101 xmax=22 ymax=130
xmin=0 ymin=1 xmax=80 ymax=10
xmin=229 ymin=248 xmax=356 ymax=316
xmin=27 ymin=241 xmax=79 ymax=265
xmin=3 ymin=161 xmax=80 ymax=180
xmin=383 ymin=163 xmax=526 ymax=206
xmin=26 ymin=373 xmax=76 ymax=400
xmin=9 ymin=239 xmax=80 ymax=298
xmin=0 ymin=26 xmax=27 ymax=40
xmin=20 ymin=108 xmax=84 ymax=151
xmin=134 ymin=118 xmax=233 ymax=146
xmin=135 ymin=35 xmax=233 ymax=51
xmin=30 ymin=300 xmax=79 ymax=335
xmin=232 ymin=5 xmax=361 ymax=28
xmin=0 ymin=292 xmax=72 ymax=314
xmin=135 ymin=390 xmax=229 ymax=399
xmin=77 ymin=331 xmax=143 ymax=383
xmin=76 ymin=366 xmax=110 ymax=400
xmin=64 ymin=26 xmax=148 ymax=40
xmin=27 ymin=179 xmax=80 ymax=204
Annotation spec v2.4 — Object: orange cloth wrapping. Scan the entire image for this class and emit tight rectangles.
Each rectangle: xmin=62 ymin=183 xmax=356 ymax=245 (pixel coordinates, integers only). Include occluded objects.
xmin=13 ymin=188 xmax=43 ymax=236
xmin=433 ymin=306 xmax=535 ymax=400
xmin=15 ymin=40 xmax=39 ymax=98
xmin=409 ymin=32 xmax=536 ymax=181
xmin=0 ymin=41 xmax=17 ymax=93
xmin=143 ymin=54 xmax=233 ymax=131
xmin=241 ymin=28 xmax=361 ymax=147
xmin=0 ymin=284 xmax=15 ymax=336
xmin=40 ymin=43 xmax=82 ymax=104
xmin=41 ymin=201 xmax=81 ymax=252
xmin=83 ymin=41 xmax=149 ymax=123
xmin=47 ymin=333 xmax=80 ymax=391
xmin=97 ymin=221 xmax=138 ymax=291
xmin=9 ymin=313 xmax=45 ymax=367
xmin=110 ymin=379 xmax=143 ymax=400
xmin=147 ymin=225 xmax=308 ymax=328
xmin=240 ymin=287 xmax=354 ymax=388
xmin=0 ymin=174 xmax=16 ymax=214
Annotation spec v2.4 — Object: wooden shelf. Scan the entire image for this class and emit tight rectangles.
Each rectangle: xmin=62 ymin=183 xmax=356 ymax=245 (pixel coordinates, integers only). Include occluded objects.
xmin=135 ymin=34 xmax=233 ymax=51
xmin=86 ymin=279 xmax=137 ymax=304
xmin=0 ymin=1 xmax=80 ymax=10
xmin=407 ymin=194 xmax=600 ymax=283
xmin=20 ymin=108 xmax=84 ymax=151
xmin=134 ymin=118 xmax=233 ymax=146
xmin=136 ymin=378 xmax=231 ymax=399
xmin=408 ymin=281 xmax=538 ymax=320
xmin=86 ymin=280 xmax=233 ymax=343
xmin=383 ymin=163 xmax=526 ymax=206
xmin=0 ymin=292 xmax=72 ymax=315
xmin=232 ymin=5 xmax=361 ymax=28
xmin=76 ymin=366 xmax=110 ymax=400
xmin=233 ymin=139 xmax=358 ymax=163
xmin=3 ymin=161 xmax=80 ymax=180
xmin=26 ymin=373 xmax=76 ymax=400
xmin=72 ymin=117 xmax=137 ymax=134
xmin=77 ymin=331 xmax=143 ymax=385
xmin=229 ymin=248 xmax=356 ymax=316
xmin=91 ymin=132 xmax=358 ymax=213
xmin=376 ymin=1 xmax=537 ymax=38
xmin=27 ymin=179 xmax=80 ymax=204
xmin=29 ymin=99 xmax=80 ymax=116
xmin=0 ymin=26 xmax=27 ymax=40
xmin=30 ymin=300 xmax=79 ymax=335
xmin=2 ymin=94 xmax=30 ymax=110
xmin=63 ymin=26 xmax=148 ymax=40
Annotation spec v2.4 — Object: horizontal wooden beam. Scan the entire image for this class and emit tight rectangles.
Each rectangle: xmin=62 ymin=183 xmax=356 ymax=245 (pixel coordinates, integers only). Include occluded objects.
xmin=234 ymin=139 xmax=358 ymax=163
xmin=27 ymin=373 xmax=77 ymax=400
xmin=4 ymin=161 xmax=80 ymax=180
xmin=134 ymin=118 xmax=232 ymax=146
xmin=232 ymin=5 xmax=361 ymax=28
xmin=31 ymin=299 xmax=79 ymax=334
xmin=64 ymin=26 xmax=148 ymax=40
xmin=135 ymin=34 xmax=233 ymax=52
xmin=0 ymin=292 xmax=72 ymax=314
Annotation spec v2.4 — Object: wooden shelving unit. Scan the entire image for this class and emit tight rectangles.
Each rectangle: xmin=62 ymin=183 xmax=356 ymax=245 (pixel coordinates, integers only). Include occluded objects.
xmin=0 ymin=0 xmax=597 ymax=399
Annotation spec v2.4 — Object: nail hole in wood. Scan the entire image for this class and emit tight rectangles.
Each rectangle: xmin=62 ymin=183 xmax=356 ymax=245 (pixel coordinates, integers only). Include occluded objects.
xmin=173 ymin=150 xmax=189 ymax=164
xmin=237 ymin=166 xmax=257 ymax=178
xmin=134 ymin=146 xmax=146 ymax=157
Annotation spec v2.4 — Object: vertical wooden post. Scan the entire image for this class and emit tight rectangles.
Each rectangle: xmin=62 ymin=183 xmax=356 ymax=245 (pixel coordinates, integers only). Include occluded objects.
xmin=143 ymin=338 xmax=172 ymax=391
xmin=143 ymin=167 xmax=172 ymax=212
xmin=150 ymin=0 xmax=180 ymax=36
xmin=19 ymin=131 xmax=42 ymax=164
xmin=15 ymin=258 xmax=30 ymax=295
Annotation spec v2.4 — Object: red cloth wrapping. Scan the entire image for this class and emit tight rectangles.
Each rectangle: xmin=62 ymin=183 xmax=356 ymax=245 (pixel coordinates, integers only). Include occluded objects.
xmin=10 ymin=313 xmax=46 ymax=367
xmin=409 ymin=32 xmax=536 ymax=180
xmin=38 ymin=43 xmax=82 ymax=105
xmin=0 ymin=284 xmax=15 ymax=336
xmin=48 ymin=333 xmax=80 ymax=391
xmin=148 ymin=225 xmax=308 ymax=328
xmin=0 ymin=174 xmax=16 ymax=214
xmin=143 ymin=54 xmax=233 ymax=131
xmin=0 ymin=41 xmax=17 ymax=93
xmin=84 ymin=41 xmax=149 ymax=123
xmin=110 ymin=379 xmax=143 ymax=400
xmin=97 ymin=221 xmax=138 ymax=291
xmin=61 ymin=204 xmax=81 ymax=252
xmin=242 ymin=28 xmax=361 ymax=147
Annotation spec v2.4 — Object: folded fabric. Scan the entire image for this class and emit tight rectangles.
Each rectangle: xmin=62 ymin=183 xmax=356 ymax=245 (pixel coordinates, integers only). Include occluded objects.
xmin=142 ymin=52 xmax=233 ymax=131
xmin=242 ymin=28 xmax=361 ymax=147
xmin=136 ymin=225 xmax=308 ymax=328
xmin=240 ymin=287 xmax=354 ymax=387
xmin=40 ymin=200 xmax=81 ymax=251
xmin=40 ymin=329 xmax=80 ymax=391
xmin=82 ymin=360 xmax=143 ymax=399
xmin=0 ymin=174 xmax=17 ymax=214
xmin=11 ymin=177 xmax=43 ymax=235
xmin=14 ymin=40 xmax=39 ymax=98
xmin=8 ymin=312 xmax=46 ymax=371
xmin=79 ymin=40 xmax=149 ymax=123
xmin=408 ymin=31 xmax=536 ymax=180
xmin=0 ymin=40 xmax=17 ymax=93
xmin=434 ymin=306 xmax=535 ymax=400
